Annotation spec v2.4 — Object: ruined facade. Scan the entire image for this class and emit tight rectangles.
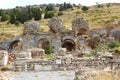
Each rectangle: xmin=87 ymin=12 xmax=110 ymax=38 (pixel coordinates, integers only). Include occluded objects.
xmin=0 ymin=17 xmax=117 ymax=54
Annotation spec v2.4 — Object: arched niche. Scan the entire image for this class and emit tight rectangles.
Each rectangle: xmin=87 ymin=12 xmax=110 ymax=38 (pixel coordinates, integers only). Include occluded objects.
xmin=37 ymin=38 xmax=50 ymax=54
xmin=62 ymin=39 xmax=75 ymax=51
xmin=9 ymin=40 xmax=22 ymax=53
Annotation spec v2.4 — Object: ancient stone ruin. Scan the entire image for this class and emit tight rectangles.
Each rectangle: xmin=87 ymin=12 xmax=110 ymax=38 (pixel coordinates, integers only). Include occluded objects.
xmin=0 ymin=50 xmax=8 ymax=66
xmin=72 ymin=17 xmax=89 ymax=36
xmin=23 ymin=21 xmax=40 ymax=34
xmin=0 ymin=16 xmax=119 ymax=55
xmin=0 ymin=16 xmax=120 ymax=80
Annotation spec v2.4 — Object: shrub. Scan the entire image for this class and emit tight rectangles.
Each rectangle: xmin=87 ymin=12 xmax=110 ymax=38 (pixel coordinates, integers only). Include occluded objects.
xmin=45 ymin=54 xmax=53 ymax=59
xmin=40 ymin=28 xmax=44 ymax=32
xmin=59 ymin=2 xmax=73 ymax=11
xmin=58 ymin=12 xmax=63 ymax=16
xmin=14 ymin=20 xmax=20 ymax=26
xmin=16 ymin=11 xmax=29 ymax=24
xmin=45 ymin=4 xmax=55 ymax=11
xmin=44 ymin=46 xmax=51 ymax=54
xmin=1 ymin=67 xmax=8 ymax=71
xmin=108 ymin=41 xmax=120 ymax=49
xmin=44 ymin=11 xmax=55 ymax=19
xmin=1 ymin=14 xmax=10 ymax=22
xmin=81 ymin=6 xmax=88 ymax=12
xmin=106 ymin=3 xmax=110 ymax=7
xmin=84 ymin=53 xmax=95 ymax=57
xmin=31 ymin=7 xmax=42 ymax=20
xmin=96 ymin=2 xmax=103 ymax=8
xmin=9 ymin=12 xmax=16 ymax=24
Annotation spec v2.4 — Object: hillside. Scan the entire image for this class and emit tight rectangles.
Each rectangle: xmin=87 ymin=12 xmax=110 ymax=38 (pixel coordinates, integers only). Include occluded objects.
xmin=0 ymin=3 xmax=120 ymax=41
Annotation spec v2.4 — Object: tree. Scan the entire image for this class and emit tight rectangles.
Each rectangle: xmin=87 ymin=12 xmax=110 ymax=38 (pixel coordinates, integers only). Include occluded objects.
xmin=59 ymin=2 xmax=73 ymax=11
xmin=96 ymin=2 xmax=103 ymax=8
xmin=0 ymin=9 xmax=3 ymax=16
xmin=45 ymin=4 xmax=55 ymax=11
xmin=59 ymin=5 xmax=64 ymax=11
xmin=44 ymin=11 xmax=55 ymax=19
xmin=82 ymin=6 xmax=88 ymax=12
xmin=9 ymin=9 xmax=20 ymax=24
xmin=1 ymin=14 xmax=10 ymax=22
xmin=31 ymin=8 xmax=41 ymax=20
xmin=16 ymin=11 xmax=29 ymax=24
xmin=27 ymin=7 xmax=33 ymax=20
xmin=14 ymin=20 xmax=20 ymax=26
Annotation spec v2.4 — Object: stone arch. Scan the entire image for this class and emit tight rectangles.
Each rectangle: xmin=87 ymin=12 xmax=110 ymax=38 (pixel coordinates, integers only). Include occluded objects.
xmin=9 ymin=40 xmax=22 ymax=53
xmin=37 ymin=38 xmax=50 ymax=54
xmin=62 ymin=39 xmax=75 ymax=51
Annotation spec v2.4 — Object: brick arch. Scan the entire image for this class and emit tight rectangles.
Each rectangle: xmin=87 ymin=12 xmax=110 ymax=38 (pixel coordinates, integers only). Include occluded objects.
xmin=37 ymin=38 xmax=51 ymax=54
xmin=62 ymin=39 xmax=75 ymax=51
xmin=9 ymin=40 xmax=22 ymax=53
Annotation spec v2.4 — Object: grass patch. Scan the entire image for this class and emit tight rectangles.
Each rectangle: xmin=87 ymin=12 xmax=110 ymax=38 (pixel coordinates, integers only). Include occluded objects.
xmin=84 ymin=53 xmax=95 ymax=57
xmin=1 ymin=66 xmax=8 ymax=71
xmin=44 ymin=54 xmax=53 ymax=59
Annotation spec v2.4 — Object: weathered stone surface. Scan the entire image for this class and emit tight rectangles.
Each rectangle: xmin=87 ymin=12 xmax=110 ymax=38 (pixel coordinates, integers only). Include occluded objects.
xmin=55 ymin=58 xmax=62 ymax=64
xmin=111 ymin=30 xmax=120 ymax=42
xmin=54 ymin=48 xmax=66 ymax=56
xmin=29 ymin=48 xmax=45 ymax=58
xmin=23 ymin=21 xmax=40 ymax=34
xmin=0 ymin=72 xmax=14 ymax=80
xmin=72 ymin=17 xmax=89 ymax=35
xmin=48 ymin=17 xmax=63 ymax=34
xmin=0 ymin=50 xmax=8 ymax=66
xmin=17 ymin=51 xmax=31 ymax=59
xmin=0 ymin=17 xmax=118 ymax=58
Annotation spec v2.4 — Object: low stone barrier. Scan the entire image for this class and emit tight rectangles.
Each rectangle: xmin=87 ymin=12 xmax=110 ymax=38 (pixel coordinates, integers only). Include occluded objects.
xmin=13 ymin=57 xmax=120 ymax=71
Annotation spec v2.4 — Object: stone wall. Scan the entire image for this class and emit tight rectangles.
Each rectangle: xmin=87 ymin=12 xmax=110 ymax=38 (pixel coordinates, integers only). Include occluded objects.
xmin=14 ymin=57 xmax=120 ymax=71
xmin=0 ymin=17 xmax=117 ymax=53
xmin=0 ymin=50 xmax=8 ymax=66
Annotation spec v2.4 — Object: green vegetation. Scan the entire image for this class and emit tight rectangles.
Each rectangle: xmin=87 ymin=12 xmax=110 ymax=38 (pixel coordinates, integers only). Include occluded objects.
xmin=44 ymin=46 xmax=51 ymax=54
xmin=45 ymin=4 xmax=55 ymax=11
xmin=108 ymin=41 xmax=120 ymax=49
xmin=0 ymin=7 xmax=42 ymax=24
xmin=31 ymin=7 xmax=42 ymax=20
xmin=82 ymin=6 xmax=89 ymax=12
xmin=1 ymin=14 xmax=10 ymax=22
xmin=1 ymin=66 xmax=8 ymax=71
xmin=84 ymin=53 xmax=95 ymax=57
xmin=108 ymin=41 xmax=120 ymax=55
xmin=16 ymin=11 xmax=29 ymax=24
xmin=59 ymin=2 xmax=73 ymax=11
xmin=96 ymin=43 xmax=108 ymax=52
xmin=44 ymin=54 xmax=53 ymax=59
xmin=58 ymin=11 xmax=63 ymax=16
xmin=0 ymin=3 xmax=120 ymax=41
xmin=14 ymin=20 xmax=20 ymax=26
xmin=96 ymin=2 xmax=103 ymax=8
xmin=44 ymin=11 xmax=55 ymax=19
